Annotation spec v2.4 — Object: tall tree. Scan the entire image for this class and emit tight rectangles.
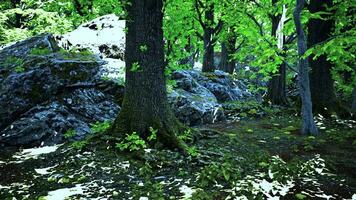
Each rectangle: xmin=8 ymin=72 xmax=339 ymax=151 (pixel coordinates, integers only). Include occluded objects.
xmin=195 ymin=0 xmax=223 ymax=72
xmin=219 ymin=27 xmax=238 ymax=74
xmin=293 ymin=0 xmax=318 ymax=135
xmin=307 ymin=0 xmax=340 ymax=116
xmin=267 ymin=0 xmax=288 ymax=105
xmin=111 ymin=0 xmax=183 ymax=149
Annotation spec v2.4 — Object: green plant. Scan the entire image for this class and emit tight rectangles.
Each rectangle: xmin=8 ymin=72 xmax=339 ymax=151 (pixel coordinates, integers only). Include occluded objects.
xmin=197 ymin=159 xmax=240 ymax=187
xmin=30 ymin=47 xmax=51 ymax=55
xmin=139 ymin=44 xmax=148 ymax=52
xmin=14 ymin=65 xmax=25 ymax=73
xmin=187 ymin=146 xmax=199 ymax=157
xmin=130 ymin=62 xmax=141 ymax=72
xmin=3 ymin=56 xmax=25 ymax=72
xmin=71 ymin=140 xmax=88 ymax=150
xmin=64 ymin=129 xmax=76 ymax=139
xmin=116 ymin=132 xmax=147 ymax=152
xmin=178 ymin=129 xmax=193 ymax=143
xmin=90 ymin=121 xmax=111 ymax=134
xmin=148 ymin=127 xmax=157 ymax=142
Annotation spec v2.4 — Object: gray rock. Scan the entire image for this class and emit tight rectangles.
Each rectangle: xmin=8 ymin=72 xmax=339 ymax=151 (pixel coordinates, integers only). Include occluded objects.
xmin=0 ymin=34 xmax=119 ymax=147
xmin=169 ymin=70 xmax=227 ymax=126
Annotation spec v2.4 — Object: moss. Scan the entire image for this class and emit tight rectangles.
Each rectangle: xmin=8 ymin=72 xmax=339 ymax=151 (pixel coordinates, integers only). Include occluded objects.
xmin=58 ymin=48 xmax=97 ymax=62
xmin=30 ymin=47 xmax=51 ymax=56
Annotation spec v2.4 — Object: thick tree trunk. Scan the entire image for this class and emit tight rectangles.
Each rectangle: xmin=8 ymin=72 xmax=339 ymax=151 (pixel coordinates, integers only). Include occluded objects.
xmin=293 ymin=0 xmax=318 ymax=135
xmin=267 ymin=0 xmax=288 ymax=105
xmin=111 ymin=0 xmax=183 ymax=149
xmin=308 ymin=0 xmax=342 ymax=116
xmin=202 ymin=4 xmax=215 ymax=72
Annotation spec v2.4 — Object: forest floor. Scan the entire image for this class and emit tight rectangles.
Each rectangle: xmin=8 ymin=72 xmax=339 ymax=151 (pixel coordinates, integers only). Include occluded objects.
xmin=0 ymin=110 xmax=355 ymax=200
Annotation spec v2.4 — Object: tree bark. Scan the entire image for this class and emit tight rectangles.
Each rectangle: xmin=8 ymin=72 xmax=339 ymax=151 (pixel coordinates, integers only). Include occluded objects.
xmin=352 ymin=88 xmax=356 ymax=114
xmin=111 ymin=0 xmax=183 ymax=149
xmin=220 ymin=34 xmax=236 ymax=74
xmin=267 ymin=0 xmax=288 ymax=105
xmin=293 ymin=0 xmax=318 ymax=135
xmin=308 ymin=0 xmax=342 ymax=116
xmin=202 ymin=4 xmax=215 ymax=72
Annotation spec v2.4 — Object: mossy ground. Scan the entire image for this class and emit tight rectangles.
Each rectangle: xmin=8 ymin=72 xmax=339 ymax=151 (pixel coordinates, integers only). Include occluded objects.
xmin=0 ymin=110 xmax=355 ymax=199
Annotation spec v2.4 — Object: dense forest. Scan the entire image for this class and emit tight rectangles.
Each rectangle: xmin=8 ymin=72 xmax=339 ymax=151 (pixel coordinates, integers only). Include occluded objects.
xmin=0 ymin=0 xmax=355 ymax=199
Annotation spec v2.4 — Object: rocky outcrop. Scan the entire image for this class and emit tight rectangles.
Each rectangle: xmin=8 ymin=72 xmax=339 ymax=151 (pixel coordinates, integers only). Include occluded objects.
xmin=0 ymin=34 xmax=119 ymax=147
xmin=0 ymin=16 xmax=253 ymax=147
xmin=168 ymin=70 xmax=251 ymax=125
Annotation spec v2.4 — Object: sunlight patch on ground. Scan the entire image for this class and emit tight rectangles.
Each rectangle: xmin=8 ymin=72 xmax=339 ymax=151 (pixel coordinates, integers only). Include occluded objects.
xmin=179 ymin=185 xmax=195 ymax=199
xmin=34 ymin=165 xmax=57 ymax=175
xmin=11 ymin=144 xmax=62 ymax=162
xmin=45 ymin=184 xmax=84 ymax=200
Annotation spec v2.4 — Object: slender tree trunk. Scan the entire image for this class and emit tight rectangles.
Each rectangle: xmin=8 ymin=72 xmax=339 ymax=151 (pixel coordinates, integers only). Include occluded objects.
xmin=308 ymin=0 xmax=342 ymax=116
xmin=293 ymin=0 xmax=318 ymax=135
xmin=202 ymin=4 xmax=215 ymax=72
xmin=220 ymin=35 xmax=236 ymax=74
xmin=220 ymin=42 xmax=228 ymax=71
xmin=352 ymin=88 xmax=356 ymax=114
xmin=111 ymin=0 xmax=183 ymax=149
xmin=267 ymin=0 xmax=288 ymax=105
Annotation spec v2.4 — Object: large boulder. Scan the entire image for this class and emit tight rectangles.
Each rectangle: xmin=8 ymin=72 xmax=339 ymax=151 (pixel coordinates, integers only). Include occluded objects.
xmin=56 ymin=14 xmax=126 ymax=83
xmin=0 ymin=34 xmax=119 ymax=147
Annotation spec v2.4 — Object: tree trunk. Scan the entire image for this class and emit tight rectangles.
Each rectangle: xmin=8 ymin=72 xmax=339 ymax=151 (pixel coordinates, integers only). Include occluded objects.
xmin=220 ymin=35 xmax=236 ymax=74
xmin=352 ymin=88 xmax=356 ymax=114
xmin=111 ymin=0 xmax=183 ymax=149
xmin=267 ymin=0 xmax=288 ymax=105
xmin=293 ymin=0 xmax=318 ymax=135
xmin=267 ymin=60 xmax=288 ymax=105
xmin=202 ymin=4 xmax=215 ymax=72
xmin=220 ymin=42 xmax=228 ymax=71
xmin=308 ymin=0 xmax=341 ymax=116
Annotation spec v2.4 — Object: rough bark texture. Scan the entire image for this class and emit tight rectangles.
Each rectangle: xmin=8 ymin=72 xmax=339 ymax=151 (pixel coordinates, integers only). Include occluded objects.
xmin=267 ymin=61 xmax=288 ymax=105
xmin=267 ymin=0 xmax=288 ymax=105
xmin=293 ymin=0 xmax=318 ymax=135
xmin=111 ymin=0 xmax=183 ymax=149
xmin=220 ymin=35 xmax=236 ymax=74
xmin=202 ymin=4 xmax=215 ymax=72
xmin=308 ymin=0 xmax=342 ymax=116
xmin=352 ymin=88 xmax=356 ymax=114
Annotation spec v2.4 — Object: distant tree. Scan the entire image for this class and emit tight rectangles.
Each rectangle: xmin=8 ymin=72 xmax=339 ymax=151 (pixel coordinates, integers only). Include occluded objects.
xmin=111 ymin=0 xmax=183 ymax=149
xmin=194 ymin=0 xmax=223 ymax=72
xmin=293 ymin=0 xmax=318 ymax=135
xmin=267 ymin=0 xmax=289 ymax=105
xmin=219 ymin=27 xmax=238 ymax=74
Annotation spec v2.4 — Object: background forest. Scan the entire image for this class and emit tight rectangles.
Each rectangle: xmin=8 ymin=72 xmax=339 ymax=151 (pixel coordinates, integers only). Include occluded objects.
xmin=0 ymin=0 xmax=355 ymax=199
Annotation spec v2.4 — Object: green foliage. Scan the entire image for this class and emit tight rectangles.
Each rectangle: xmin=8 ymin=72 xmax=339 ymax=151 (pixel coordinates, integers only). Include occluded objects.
xmin=0 ymin=0 xmax=124 ymax=46
xmin=71 ymin=140 xmax=88 ymax=150
xmin=197 ymin=157 xmax=241 ymax=187
xmin=90 ymin=121 xmax=111 ymax=134
xmin=64 ymin=129 xmax=76 ymax=139
xmin=130 ymin=62 xmax=141 ymax=72
xmin=139 ymin=44 xmax=148 ymax=52
xmin=187 ymin=146 xmax=199 ymax=157
xmin=116 ymin=132 xmax=147 ymax=152
xmin=178 ymin=129 xmax=193 ymax=143
xmin=2 ymin=56 xmax=25 ymax=73
xmin=148 ymin=127 xmax=157 ymax=142
xmin=116 ymin=127 xmax=159 ymax=152
xmin=30 ymin=47 xmax=51 ymax=56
